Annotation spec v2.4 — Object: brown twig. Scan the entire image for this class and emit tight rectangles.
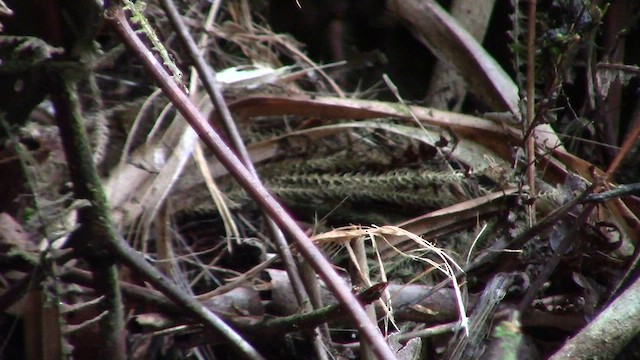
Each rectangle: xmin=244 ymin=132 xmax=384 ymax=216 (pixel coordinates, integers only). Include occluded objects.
xmin=604 ymin=110 xmax=640 ymax=296
xmin=402 ymin=182 xmax=598 ymax=311
xmin=177 ymin=283 xmax=389 ymax=349
xmin=352 ymin=238 xmax=377 ymax=360
xmin=525 ymin=0 xmax=537 ymax=225
xmin=517 ymin=202 xmax=597 ymax=311
xmin=157 ymin=0 xmax=311 ymax=313
xmin=105 ymin=6 xmax=396 ymax=360
xmin=247 ymin=282 xmax=388 ymax=335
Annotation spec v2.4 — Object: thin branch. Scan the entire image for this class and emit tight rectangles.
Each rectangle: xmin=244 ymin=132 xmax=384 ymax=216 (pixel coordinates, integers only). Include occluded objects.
xmin=246 ymin=282 xmax=388 ymax=335
xmin=596 ymin=63 xmax=640 ymax=75
xmin=46 ymin=32 xmax=264 ymax=360
xmin=585 ymin=182 xmax=640 ymax=202
xmin=157 ymin=0 xmax=310 ymax=311
xmin=105 ymin=6 xmax=396 ymax=360
xmin=517 ymin=202 xmax=597 ymax=311
xmin=352 ymin=238 xmax=377 ymax=360
xmin=402 ymin=182 xmax=598 ymax=311
xmin=178 ymin=283 xmax=389 ymax=349
xmin=525 ymin=0 xmax=537 ymax=224
xmin=50 ymin=76 xmax=127 ymax=360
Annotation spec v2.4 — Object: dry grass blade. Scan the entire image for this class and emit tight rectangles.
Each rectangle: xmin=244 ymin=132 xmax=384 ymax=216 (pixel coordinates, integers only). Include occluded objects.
xmin=226 ymin=95 xmax=580 ymax=181
xmin=223 ymin=95 xmax=638 ymax=246
xmin=387 ymin=0 xmax=567 ymax=157
xmin=425 ymin=0 xmax=496 ymax=111
xmin=193 ymin=142 xmax=240 ymax=245
xmin=384 ymin=189 xmax=519 ymax=260
xmin=388 ymin=0 xmax=519 ymax=114
xmin=312 ymin=225 xmax=469 ymax=335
